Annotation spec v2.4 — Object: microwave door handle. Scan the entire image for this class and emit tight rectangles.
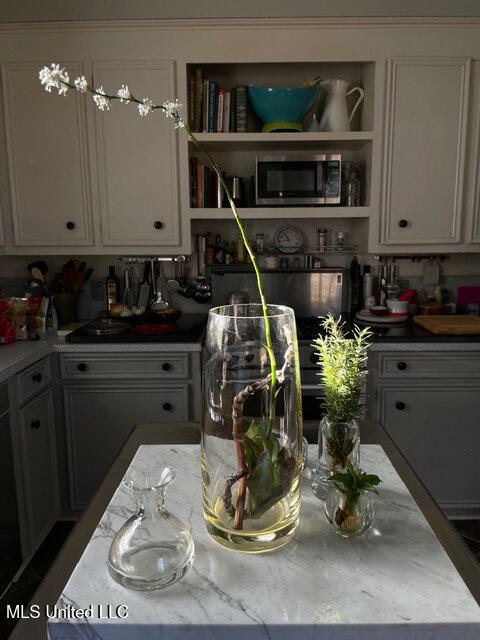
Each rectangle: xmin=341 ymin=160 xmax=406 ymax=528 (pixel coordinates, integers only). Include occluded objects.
xmin=316 ymin=163 xmax=325 ymax=203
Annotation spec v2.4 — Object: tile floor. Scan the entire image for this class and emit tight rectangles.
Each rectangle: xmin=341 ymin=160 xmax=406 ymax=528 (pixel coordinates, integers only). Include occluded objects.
xmin=0 ymin=521 xmax=75 ymax=640
xmin=0 ymin=519 xmax=479 ymax=640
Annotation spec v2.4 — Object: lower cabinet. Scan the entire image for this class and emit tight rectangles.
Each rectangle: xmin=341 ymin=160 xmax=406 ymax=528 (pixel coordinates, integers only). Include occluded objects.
xmin=17 ymin=387 xmax=60 ymax=551
xmin=368 ymin=349 xmax=480 ymax=516
xmin=63 ymin=383 xmax=191 ymax=509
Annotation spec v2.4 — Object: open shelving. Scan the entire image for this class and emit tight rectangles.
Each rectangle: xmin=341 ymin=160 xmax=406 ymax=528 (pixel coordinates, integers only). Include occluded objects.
xmin=184 ymin=60 xmax=376 ymax=218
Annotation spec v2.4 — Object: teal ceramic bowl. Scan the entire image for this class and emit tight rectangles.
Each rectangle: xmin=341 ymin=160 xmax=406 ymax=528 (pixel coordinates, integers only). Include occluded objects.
xmin=248 ymin=85 xmax=317 ymax=131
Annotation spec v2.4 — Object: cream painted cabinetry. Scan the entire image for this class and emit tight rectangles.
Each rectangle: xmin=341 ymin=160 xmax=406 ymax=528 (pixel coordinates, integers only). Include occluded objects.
xmin=380 ymin=57 xmax=470 ymax=249
xmin=2 ymin=62 xmax=94 ymax=246
xmin=92 ymin=61 xmax=181 ymax=247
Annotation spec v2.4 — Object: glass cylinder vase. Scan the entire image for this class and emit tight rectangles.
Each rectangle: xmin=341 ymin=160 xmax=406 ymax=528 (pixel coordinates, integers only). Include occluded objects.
xmin=202 ymin=304 xmax=303 ymax=553
xmin=312 ymin=417 xmax=360 ymax=490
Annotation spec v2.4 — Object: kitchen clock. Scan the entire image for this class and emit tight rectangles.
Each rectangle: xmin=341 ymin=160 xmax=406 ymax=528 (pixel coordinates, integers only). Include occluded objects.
xmin=274 ymin=225 xmax=305 ymax=254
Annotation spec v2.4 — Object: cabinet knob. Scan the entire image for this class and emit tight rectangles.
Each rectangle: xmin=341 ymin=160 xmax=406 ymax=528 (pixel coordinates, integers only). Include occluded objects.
xmin=66 ymin=221 xmax=76 ymax=230
xmin=397 ymin=361 xmax=407 ymax=371
xmin=398 ymin=219 xmax=408 ymax=228
xmin=162 ymin=402 xmax=172 ymax=412
xmin=77 ymin=363 xmax=88 ymax=372
xmin=32 ymin=372 xmax=42 ymax=383
xmin=162 ymin=362 xmax=172 ymax=371
xmin=395 ymin=401 xmax=406 ymax=411
xmin=30 ymin=419 xmax=41 ymax=430
xmin=153 ymin=221 xmax=164 ymax=230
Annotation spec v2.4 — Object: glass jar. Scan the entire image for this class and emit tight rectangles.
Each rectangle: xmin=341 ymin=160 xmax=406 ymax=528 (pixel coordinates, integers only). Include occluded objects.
xmin=107 ymin=466 xmax=194 ymax=590
xmin=202 ymin=304 xmax=303 ymax=553
xmin=312 ymin=417 xmax=360 ymax=490
xmin=324 ymin=485 xmax=374 ymax=537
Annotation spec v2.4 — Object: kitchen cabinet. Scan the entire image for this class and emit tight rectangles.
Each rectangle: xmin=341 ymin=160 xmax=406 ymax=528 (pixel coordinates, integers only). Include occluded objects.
xmin=1 ymin=62 xmax=93 ymax=246
xmin=17 ymin=387 xmax=60 ymax=552
xmin=63 ymin=383 xmax=191 ymax=508
xmin=380 ymin=57 xmax=470 ymax=247
xmin=92 ymin=61 xmax=181 ymax=247
xmin=367 ymin=348 xmax=480 ymax=517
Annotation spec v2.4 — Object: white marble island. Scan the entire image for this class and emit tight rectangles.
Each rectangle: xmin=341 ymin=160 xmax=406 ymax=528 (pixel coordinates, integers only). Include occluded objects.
xmin=48 ymin=444 xmax=480 ymax=640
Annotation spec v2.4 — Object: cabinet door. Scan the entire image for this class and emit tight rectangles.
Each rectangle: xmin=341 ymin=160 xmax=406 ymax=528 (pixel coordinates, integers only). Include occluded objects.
xmin=93 ymin=61 xmax=180 ymax=246
xmin=2 ymin=62 xmax=93 ymax=246
xmin=18 ymin=388 xmax=59 ymax=550
xmin=63 ymin=384 xmax=189 ymax=508
xmin=381 ymin=57 xmax=470 ymax=245
xmin=379 ymin=383 xmax=480 ymax=513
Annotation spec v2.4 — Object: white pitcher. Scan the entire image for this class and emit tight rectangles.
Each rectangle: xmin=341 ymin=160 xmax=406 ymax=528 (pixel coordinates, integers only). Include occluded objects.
xmin=318 ymin=79 xmax=364 ymax=132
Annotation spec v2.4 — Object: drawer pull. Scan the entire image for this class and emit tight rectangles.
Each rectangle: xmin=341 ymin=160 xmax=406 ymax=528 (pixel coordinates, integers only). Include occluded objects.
xmin=66 ymin=221 xmax=76 ymax=230
xmin=398 ymin=219 xmax=408 ymax=228
xmin=395 ymin=401 xmax=406 ymax=411
xmin=77 ymin=363 xmax=88 ymax=372
xmin=32 ymin=372 xmax=42 ymax=383
xmin=397 ymin=361 xmax=407 ymax=371
xmin=30 ymin=419 xmax=41 ymax=430
xmin=162 ymin=402 xmax=173 ymax=412
xmin=162 ymin=362 xmax=172 ymax=371
xmin=154 ymin=221 xmax=164 ymax=230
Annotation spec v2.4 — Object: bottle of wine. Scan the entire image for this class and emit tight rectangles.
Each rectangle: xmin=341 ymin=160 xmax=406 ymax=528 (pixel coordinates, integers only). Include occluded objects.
xmin=214 ymin=233 xmax=224 ymax=264
xmin=106 ymin=265 xmax=120 ymax=311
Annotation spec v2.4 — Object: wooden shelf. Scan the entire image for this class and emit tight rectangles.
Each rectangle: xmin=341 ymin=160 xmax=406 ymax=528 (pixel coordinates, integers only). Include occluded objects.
xmin=189 ymin=131 xmax=374 ymax=150
xmin=186 ymin=206 xmax=370 ymax=220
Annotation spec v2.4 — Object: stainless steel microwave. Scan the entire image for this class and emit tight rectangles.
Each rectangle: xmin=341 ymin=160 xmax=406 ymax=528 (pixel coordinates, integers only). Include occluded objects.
xmin=255 ymin=154 xmax=341 ymax=206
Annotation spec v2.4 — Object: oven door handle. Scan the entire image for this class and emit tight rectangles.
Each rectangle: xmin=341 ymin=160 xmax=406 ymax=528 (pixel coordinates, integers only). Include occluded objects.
xmin=301 ymin=384 xmax=325 ymax=393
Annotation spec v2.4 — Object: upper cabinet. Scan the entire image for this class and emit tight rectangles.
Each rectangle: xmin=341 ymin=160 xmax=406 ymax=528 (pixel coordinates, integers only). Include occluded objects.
xmin=2 ymin=62 xmax=93 ymax=246
xmin=380 ymin=57 xmax=470 ymax=247
xmin=92 ymin=61 xmax=180 ymax=247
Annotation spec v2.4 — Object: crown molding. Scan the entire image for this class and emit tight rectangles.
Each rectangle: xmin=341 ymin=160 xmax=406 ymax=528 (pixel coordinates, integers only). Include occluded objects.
xmin=1 ymin=16 xmax=480 ymax=35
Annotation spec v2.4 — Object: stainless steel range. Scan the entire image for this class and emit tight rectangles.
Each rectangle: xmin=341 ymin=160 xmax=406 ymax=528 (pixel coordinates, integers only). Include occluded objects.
xmin=211 ymin=267 xmax=349 ymax=437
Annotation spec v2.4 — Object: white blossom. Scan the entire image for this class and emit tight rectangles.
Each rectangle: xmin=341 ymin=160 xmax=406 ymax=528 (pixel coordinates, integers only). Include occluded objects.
xmin=74 ymin=76 xmax=88 ymax=93
xmin=39 ymin=64 xmax=69 ymax=95
xmin=117 ymin=84 xmax=131 ymax=103
xmin=162 ymin=99 xmax=182 ymax=121
xmin=138 ymin=98 xmax=153 ymax=117
xmin=93 ymin=86 xmax=110 ymax=111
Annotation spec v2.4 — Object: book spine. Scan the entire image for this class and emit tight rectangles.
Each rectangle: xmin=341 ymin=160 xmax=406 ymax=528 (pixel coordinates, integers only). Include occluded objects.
xmin=217 ymin=89 xmax=224 ymax=133
xmin=208 ymin=81 xmax=217 ymax=133
xmin=202 ymin=79 xmax=209 ymax=133
xmin=194 ymin=69 xmax=203 ymax=132
xmin=188 ymin=76 xmax=196 ymax=131
xmin=189 ymin=157 xmax=198 ymax=208
xmin=235 ymin=85 xmax=248 ymax=133
xmin=222 ymin=91 xmax=231 ymax=133
xmin=196 ymin=162 xmax=204 ymax=208
xmin=203 ymin=166 xmax=210 ymax=207
xmin=230 ymin=88 xmax=237 ymax=132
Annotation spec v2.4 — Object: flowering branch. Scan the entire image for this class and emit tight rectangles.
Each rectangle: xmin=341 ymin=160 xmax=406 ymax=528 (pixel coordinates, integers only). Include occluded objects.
xmin=39 ymin=63 xmax=280 ymax=529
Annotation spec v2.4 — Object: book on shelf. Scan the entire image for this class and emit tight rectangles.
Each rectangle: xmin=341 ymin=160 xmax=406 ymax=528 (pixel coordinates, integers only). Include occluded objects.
xmin=189 ymin=157 xmax=198 ymax=207
xmin=208 ymin=81 xmax=218 ymax=133
xmin=188 ymin=76 xmax=196 ymax=131
xmin=222 ymin=90 xmax=231 ymax=132
xmin=217 ymin=88 xmax=224 ymax=132
xmin=202 ymin=78 xmax=209 ymax=132
xmin=235 ymin=86 xmax=248 ymax=133
xmin=194 ymin=68 xmax=203 ymax=133
xmin=196 ymin=161 xmax=204 ymax=208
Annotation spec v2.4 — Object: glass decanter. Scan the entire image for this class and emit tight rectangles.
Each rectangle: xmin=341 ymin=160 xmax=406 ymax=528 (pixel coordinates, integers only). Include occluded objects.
xmin=108 ymin=466 xmax=194 ymax=591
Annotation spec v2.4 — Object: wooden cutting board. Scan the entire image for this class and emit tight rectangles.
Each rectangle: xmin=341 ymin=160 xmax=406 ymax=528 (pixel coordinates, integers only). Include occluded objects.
xmin=413 ymin=315 xmax=480 ymax=334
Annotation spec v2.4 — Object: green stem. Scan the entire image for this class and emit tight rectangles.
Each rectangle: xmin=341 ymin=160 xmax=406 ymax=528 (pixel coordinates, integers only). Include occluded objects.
xmin=185 ymin=124 xmax=278 ymax=433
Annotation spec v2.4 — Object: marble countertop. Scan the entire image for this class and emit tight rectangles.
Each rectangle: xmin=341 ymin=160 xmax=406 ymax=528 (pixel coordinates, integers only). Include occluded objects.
xmin=48 ymin=444 xmax=480 ymax=640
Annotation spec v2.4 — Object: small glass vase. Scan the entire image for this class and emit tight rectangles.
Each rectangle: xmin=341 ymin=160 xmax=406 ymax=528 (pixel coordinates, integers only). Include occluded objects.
xmin=108 ymin=466 xmax=194 ymax=591
xmin=324 ymin=485 xmax=374 ymax=538
xmin=313 ymin=416 xmax=360 ymax=486
xmin=202 ymin=304 xmax=303 ymax=553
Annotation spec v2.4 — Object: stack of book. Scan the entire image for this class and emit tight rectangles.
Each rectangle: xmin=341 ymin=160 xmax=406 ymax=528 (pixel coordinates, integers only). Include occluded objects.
xmin=190 ymin=157 xmax=226 ymax=208
xmin=188 ymin=69 xmax=249 ymax=133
